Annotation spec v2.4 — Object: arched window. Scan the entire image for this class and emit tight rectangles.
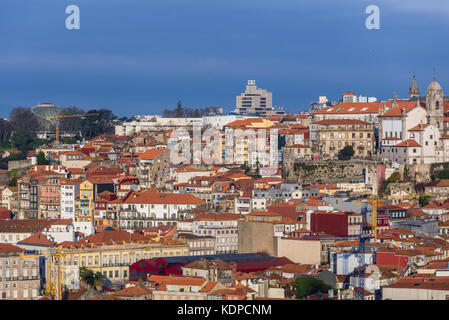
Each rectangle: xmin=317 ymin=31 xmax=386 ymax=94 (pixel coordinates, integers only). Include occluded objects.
xmin=436 ymin=101 xmax=440 ymax=110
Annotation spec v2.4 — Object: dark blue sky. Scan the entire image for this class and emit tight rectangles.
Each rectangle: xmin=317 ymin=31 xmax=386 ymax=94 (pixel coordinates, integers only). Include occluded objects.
xmin=0 ymin=0 xmax=448 ymax=118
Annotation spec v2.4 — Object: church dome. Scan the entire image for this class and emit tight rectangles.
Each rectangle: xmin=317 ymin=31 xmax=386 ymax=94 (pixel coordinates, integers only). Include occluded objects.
xmin=427 ymin=76 xmax=442 ymax=91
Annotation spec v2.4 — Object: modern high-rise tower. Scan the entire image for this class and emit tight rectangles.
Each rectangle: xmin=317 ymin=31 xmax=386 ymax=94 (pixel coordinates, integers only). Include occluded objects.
xmin=234 ymin=80 xmax=276 ymax=117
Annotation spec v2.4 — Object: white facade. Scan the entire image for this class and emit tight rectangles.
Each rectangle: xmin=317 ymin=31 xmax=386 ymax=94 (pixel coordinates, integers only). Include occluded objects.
xmin=330 ymin=252 xmax=375 ymax=275
xmin=73 ymin=221 xmax=95 ymax=237
xmin=60 ymin=184 xmax=79 ymax=222
xmin=43 ymin=222 xmax=75 ymax=244
xmin=192 ymin=219 xmax=238 ymax=254
xmin=202 ymin=115 xmax=252 ymax=130
xmin=121 ymin=202 xmax=197 ymax=221
xmin=0 ymin=222 xmax=74 ymax=245
xmin=170 ymin=168 xmax=212 ymax=184
xmin=115 ymin=117 xmax=203 ymax=136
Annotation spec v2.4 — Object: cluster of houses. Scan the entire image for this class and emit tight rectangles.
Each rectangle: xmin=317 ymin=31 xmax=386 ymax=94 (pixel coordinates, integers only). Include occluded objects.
xmin=2 ymin=76 xmax=449 ymax=300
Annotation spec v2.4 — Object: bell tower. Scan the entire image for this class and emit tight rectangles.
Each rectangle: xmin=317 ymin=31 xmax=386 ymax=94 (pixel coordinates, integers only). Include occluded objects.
xmin=426 ymin=75 xmax=444 ymax=131
xmin=409 ymin=73 xmax=420 ymax=99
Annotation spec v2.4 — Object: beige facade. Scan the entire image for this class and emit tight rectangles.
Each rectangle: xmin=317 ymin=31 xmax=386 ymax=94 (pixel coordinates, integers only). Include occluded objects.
xmin=313 ymin=119 xmax=374 ymax=158
xmin=0 ymin=250 xmax=40 ymax=300
xmin=383 ymin=287 xmax=449 ymax=300
xmin=237 ymin=221 xmax=278 ymax=256
xmin=282 ymin=144 xmax=313 ymax=168
xmin=276 ymin=238 xmax=332 ymax=265
xmin=52 ymin=240 xmax=189 ymax=289
xmin=235 ymin=81 xmax=273 ymax=117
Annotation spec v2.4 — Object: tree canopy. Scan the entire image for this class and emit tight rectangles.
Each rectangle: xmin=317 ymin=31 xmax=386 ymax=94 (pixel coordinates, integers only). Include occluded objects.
xmin=163 ymin=102 xmax=222 ymax=118
xmin=36 ymin=151 xmax=48 ymax=165
xmin=12 ymin=131 xmax=33 ymax=155
xmin=419 ymin=194 xmax=430 ymax=207
xmin=337 ymin=145 xmax=355 ymax=160
xmin=292 ymin=276 xmax=333 ymax=299
xmin=79 ymin=266 xmax=105 ymax=289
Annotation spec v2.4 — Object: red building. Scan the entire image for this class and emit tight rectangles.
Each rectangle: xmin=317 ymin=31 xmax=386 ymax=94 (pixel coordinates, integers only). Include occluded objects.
xmin=376 ymin=248 xmax=410 ymax=268
xmin=128 ymin=253 xmax=293 ymax=281
xmin=310 ymin=211 xmax=362 ymax=238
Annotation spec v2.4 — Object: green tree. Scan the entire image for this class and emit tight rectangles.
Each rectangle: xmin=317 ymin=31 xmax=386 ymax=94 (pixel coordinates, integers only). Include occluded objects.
xmin=36 ymin=151 xmax=48 ymax=165
xmin=292 ymin=276 xmax=333 ymax=299
xmin=8 ymin=177 xmax=17 ymax=187
xmin=79 ymin=266 xmax=95 ymax=286
xmin=435 ymin=170 xmax=449 ymax=179
xmin=337 ymin=145 xmax=355 ymax=160
xmin=94 ymin=272 xmax=105 ymax=291
xmin=387 ymin=172 xmax=401 ymax=183
xmin=403 ymin=165 xmax=409 ymax=180
xmin=419 ymin=194 xmax=430 ymax=207
xmin=12 ymin=130 xmax=33 ymax=154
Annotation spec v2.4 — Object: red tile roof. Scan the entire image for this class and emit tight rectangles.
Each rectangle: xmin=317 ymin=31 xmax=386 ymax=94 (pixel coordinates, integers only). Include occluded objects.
xmin=194 ymin=213 xmax=241 ymax=221
xmin=395 ymin=139 xmax=421 ymax=147
xmin=124 ymin=191 xmax=205 ymax=205
xmin=0 ymin=243 xmax=24 ymax=254
xmin=313 ymin=119 xmax=370 ymax=125
xmin=382 ymin=101 xmax=422 ymax=117
xmin=18 ymin=232 xmax=55 ymax=246
xmin=409 ymin=124 xmax=428 ymax=131
xmin=137 ymin=148 xmax=168 ymax=160
xmin=314 ymin=102 xmax=382 ymax=115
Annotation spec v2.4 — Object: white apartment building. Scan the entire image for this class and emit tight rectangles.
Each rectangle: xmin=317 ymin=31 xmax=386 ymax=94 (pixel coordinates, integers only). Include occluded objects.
xmin=192 ymin=214 xmax=239 ymax=254
xmin=120 ymin=191 xmax=206 ymax=230
xmin=60 ymin=182 xmax=80 ymax=223
xmin=0 ymin=220 xmax=75 ymax=245
xmin=115 ymin=116 xmax=203 ymax=136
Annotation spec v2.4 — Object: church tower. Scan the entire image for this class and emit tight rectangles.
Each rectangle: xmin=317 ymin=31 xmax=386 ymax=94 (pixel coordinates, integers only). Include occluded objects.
xmin=409 ymin=74 xmax=420 ymax=99
xmin=426 ymin=76 xmax=444 ymax=131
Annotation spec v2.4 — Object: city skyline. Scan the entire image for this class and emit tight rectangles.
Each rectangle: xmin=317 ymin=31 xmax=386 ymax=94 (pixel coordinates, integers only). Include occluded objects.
xmin=1 ymin=0 xmax=448 ymax=118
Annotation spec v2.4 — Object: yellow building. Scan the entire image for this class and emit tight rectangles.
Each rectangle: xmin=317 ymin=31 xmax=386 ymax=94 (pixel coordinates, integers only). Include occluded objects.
xmin=223 ymin=118 xmax=275 ymax=167
xmin=47 ymin=230 xmax=189 ymax=291
xmin=78 ymin=180 xmax=94 ymax=223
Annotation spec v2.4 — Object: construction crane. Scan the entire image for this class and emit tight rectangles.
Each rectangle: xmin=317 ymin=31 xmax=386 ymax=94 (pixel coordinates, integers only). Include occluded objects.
xmin=30 ymin=106 xmax=99 ymax=144
xmin=352 ymin=192 xmax=430 ymax=300
xmin=49 ymin=113 xmax=99 ymax=144
xmin=19 ymin=248 xmax=67 ymax=300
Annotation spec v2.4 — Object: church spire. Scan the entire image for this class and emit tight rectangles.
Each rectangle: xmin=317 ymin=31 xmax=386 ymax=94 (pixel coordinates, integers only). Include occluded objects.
xmin=409 ymin=73 xmax=420 ymax=99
